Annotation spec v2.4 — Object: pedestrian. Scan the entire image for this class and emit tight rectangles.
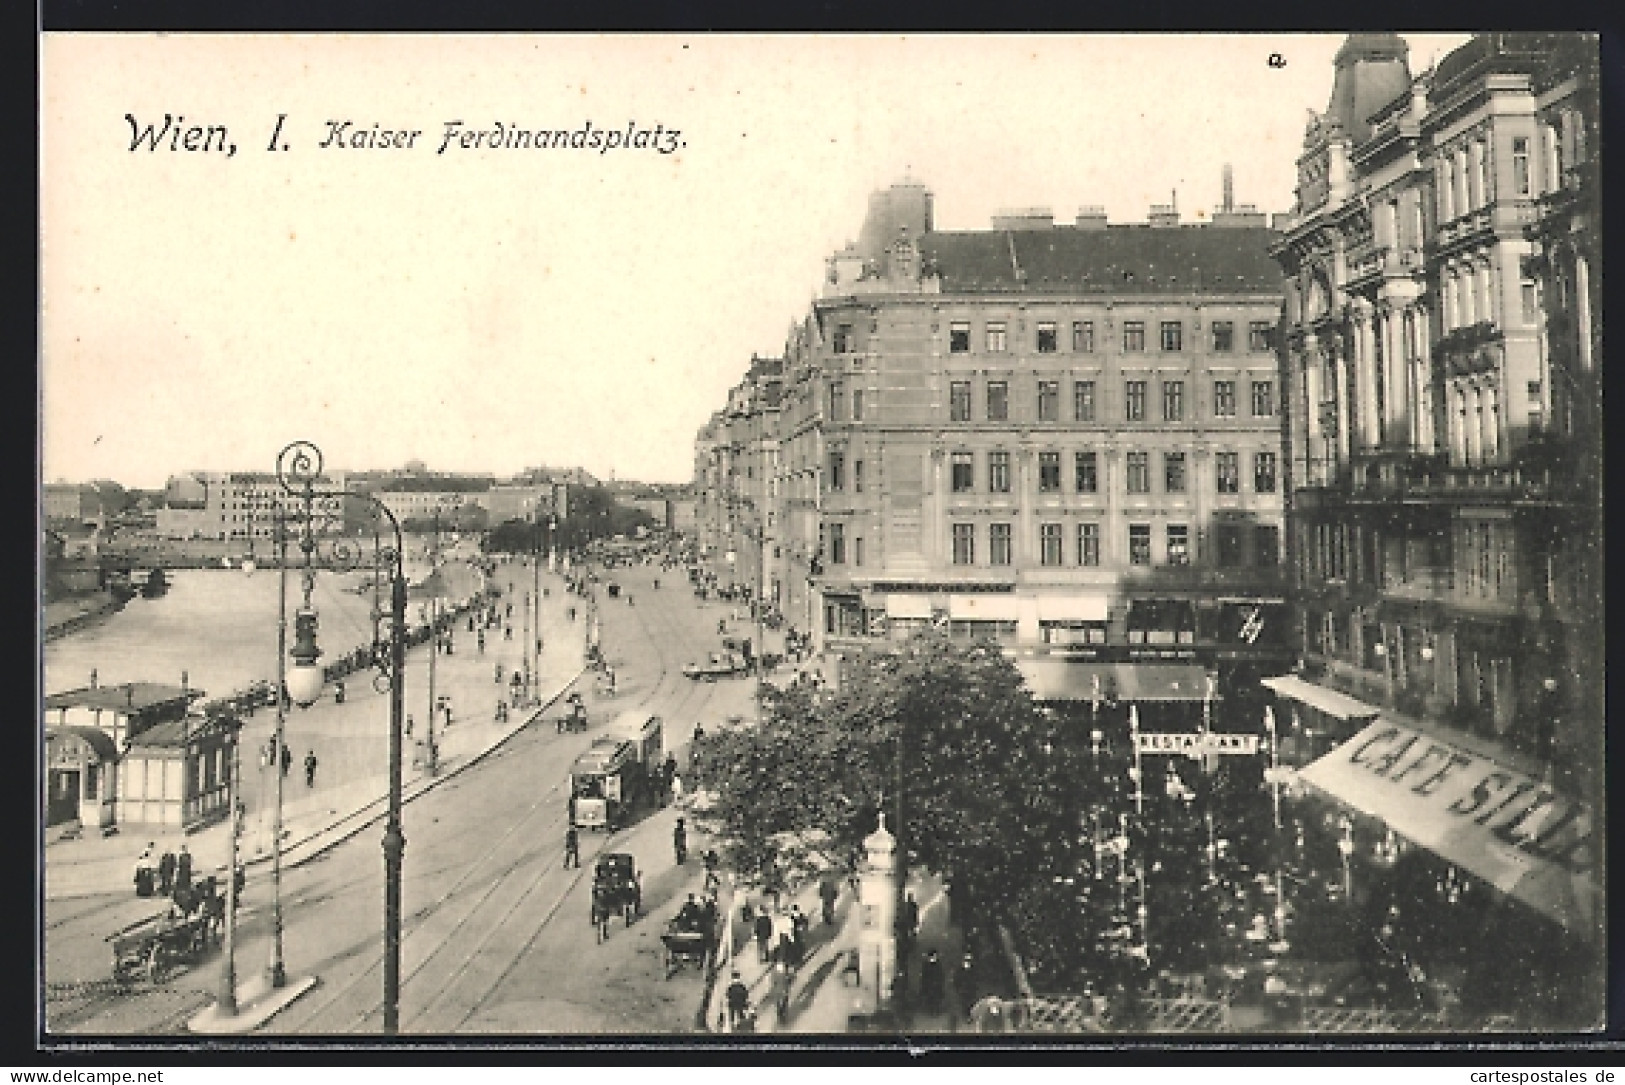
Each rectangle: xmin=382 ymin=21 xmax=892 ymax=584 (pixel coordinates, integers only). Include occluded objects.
xmin=670 ymin=772 xmax=684 ymax=808
xmin=819 ymin=876 xmax=839 ymax=925
xmin=920 ymin=950 xmax=945 ymax=1015
xmin=174 ymin=844 xmax=193 ymax=895
xmin=157 ymin=847 xmax=177 ymax=895
xmin=406 ymin=714 xmax=414 ymax=739
xmin=753 ymin=905 xmax=774 ymax=963
xmin=701 ymin=894 xmax=719 ymax=956
xmin=899 ymin=891 xmax=920 ymax=952
xmin=505 ymin=625 xmax=513 ymax=640
xmin=773 ymin=908 xmax=795 ymax=967
xmin=281 ymin=744 xmax=292 ymax=778
xmin=564 ymin=825 xmax=580 ymax=869
xmin=725 ymin=971 xmax=751 ymax=1029
xmin=134 ymin=845 xmax=156 ymax=897
xmin=258 ymin=743 xmax=270 ymax=774
xmin=771 ymin=957 xmax=792 ymax=1019
xmin=304 ymin=749 xmax=318 ymax=788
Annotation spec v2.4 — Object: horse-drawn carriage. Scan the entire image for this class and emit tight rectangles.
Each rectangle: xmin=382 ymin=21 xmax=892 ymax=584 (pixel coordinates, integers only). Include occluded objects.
xmin=660 ymin=906 xmax=713 ymax=979
xmin=590 ymin=853 xmax=642 ymax=942
xmin=107 ymin=879 xmax=224 ymax=983
xmin=556 ymin=692 xmax=589 ymax=733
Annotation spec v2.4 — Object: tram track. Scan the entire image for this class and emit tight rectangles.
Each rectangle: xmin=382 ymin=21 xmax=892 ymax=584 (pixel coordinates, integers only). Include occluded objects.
xmin=389 ymin=568 xmax=731 ymax=1032
xmin=277 ymin=564 xmax=723 ymax=1033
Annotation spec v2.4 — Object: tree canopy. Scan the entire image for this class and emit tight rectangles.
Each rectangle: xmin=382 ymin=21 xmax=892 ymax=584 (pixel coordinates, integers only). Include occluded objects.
xmin=691 ymin=633 xmax=1087 ymax=920
xmin=482 ymin=485 xmax=656 ymax=555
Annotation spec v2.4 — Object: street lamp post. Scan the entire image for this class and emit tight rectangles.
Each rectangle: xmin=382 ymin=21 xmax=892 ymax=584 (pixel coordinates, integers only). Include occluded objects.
xmin=216 ymin=712 xmax=244 ymax=1016
xmin=277 ymin=441 xmax=409 ymax=1034
xmin=533 ymin=514 xmax=543 ymax=699
xmin=268 ymin=508 xmax=290 ymax=988
xmin=423 ymin=512 xmax=441 ymax=774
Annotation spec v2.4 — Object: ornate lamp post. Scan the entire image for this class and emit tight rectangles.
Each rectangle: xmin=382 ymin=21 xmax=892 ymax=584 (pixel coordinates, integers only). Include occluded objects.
xmin=276 ymin=441 xmax=410 ymax=1034
xmin=267 ymin=508 xmax=290 ymax=989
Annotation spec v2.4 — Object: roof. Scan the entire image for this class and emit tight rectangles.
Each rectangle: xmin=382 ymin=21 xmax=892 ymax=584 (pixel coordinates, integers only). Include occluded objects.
xmin=45 ymin=726 xmax=120 ymax=763
xmin=126 ymin=712 xmax=236 ymax=749
xmin=1430 ymin=33 xmax=1557 ymax=103
xmin=1325 ymin=33 xmax=1411 ymax=144
xmin=43 ymin=682 xmax=201 ymax=713
xmin=919 ymin=225 xmax=1279 ymax=296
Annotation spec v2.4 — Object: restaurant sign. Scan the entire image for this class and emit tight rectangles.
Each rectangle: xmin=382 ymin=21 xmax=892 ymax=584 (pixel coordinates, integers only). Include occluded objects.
xmin=1300 ymin=720 xmax=1596 ymax=930
xmin=1134 ymin=732 xmax=1260 ymax=758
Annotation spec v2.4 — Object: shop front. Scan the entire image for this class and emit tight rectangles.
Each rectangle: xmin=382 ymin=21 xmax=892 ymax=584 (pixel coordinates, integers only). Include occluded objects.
xmin=1293 ymin=717 xmax=1602 ymax=1027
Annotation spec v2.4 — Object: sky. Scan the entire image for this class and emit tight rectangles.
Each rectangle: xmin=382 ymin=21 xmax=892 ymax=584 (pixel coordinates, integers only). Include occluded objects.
xmin=40 ymin=32 xmax=1471 ymax=489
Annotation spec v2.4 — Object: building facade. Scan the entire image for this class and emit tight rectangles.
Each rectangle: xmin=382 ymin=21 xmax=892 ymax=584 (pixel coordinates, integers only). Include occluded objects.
xmin=1270 ymin=33 xmax=1601 ymax=991
xmin=700 ymin=177 xmax=1295 ymax=701
xmin=154 ymin=471 xmax=350 ymax=542
xmin=695 ymin=356 xmax=783 ymax=608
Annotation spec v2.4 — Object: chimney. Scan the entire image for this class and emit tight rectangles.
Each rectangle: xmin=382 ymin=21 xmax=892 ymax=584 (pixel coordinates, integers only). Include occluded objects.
xmin=1075 ymin=205 xmax=1108 ymax=230
xmin=126 ymin=684 xmax=135 ymax=706
xmin=1222 ymin=165 xmax=1235 ymax=213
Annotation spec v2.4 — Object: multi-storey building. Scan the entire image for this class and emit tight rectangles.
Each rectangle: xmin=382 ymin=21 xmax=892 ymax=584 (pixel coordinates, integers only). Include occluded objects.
xmin=702 ymin=176 xmax=1293 ymax=706
xmin=1270 ymin=32 xmax=1600 ymax=1012
xmin=154 ymin=471 xmax=350 ymax=543
xmin=696 ymin=356 xmax=783 ymax=605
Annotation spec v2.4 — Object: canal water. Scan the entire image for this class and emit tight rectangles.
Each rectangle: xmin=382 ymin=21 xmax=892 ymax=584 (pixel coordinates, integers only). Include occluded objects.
xmin=43 ymin=565 xmax=464 ymax=703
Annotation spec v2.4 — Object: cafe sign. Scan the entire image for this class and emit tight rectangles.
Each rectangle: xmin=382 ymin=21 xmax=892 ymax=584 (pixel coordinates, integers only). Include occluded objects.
xmin=1134 ymin=732 xmax=1260 ymax=758
xmin=1300 ymin=720 xmax=1596 ymax=930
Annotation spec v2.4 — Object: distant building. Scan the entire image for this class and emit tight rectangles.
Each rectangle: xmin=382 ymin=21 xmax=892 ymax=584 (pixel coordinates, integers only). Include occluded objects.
xmin=42 ymin=480 xmax=124 ymax=527
xmin=154 ymin=470 xmax=349 ymax=544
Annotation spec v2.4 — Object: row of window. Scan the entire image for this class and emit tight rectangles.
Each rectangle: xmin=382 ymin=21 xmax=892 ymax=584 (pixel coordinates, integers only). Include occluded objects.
xmin=935 ymin=449 xmax=1277 ymax=495
xmin=819 ymin=519 xmax=1280 ymax=569
xmin=946 ymin=319 xmax=1275 ymax=355
xmin=937 ymin=521 xmax=1281 ymax=568
xmin=946 ymin=378 xmax=1274 ymax=423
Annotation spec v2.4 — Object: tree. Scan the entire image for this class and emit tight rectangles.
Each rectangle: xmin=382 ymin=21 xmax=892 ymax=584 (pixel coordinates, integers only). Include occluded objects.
xmin=692 ymin=632 xmax=1080 ymax=930
xmin=481 ymin=485 xmax=656 ymax=555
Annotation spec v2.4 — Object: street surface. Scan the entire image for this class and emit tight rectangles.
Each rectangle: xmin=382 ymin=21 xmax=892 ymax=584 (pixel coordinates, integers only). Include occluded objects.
xmin=44 ymin=560 xmax=762 ymax=1035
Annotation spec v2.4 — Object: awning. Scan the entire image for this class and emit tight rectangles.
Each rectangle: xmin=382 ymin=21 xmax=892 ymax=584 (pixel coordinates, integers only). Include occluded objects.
xmin=1299 ymin=719 xmax=1598 ymax=932
xmin=1036 ymin=595 xmax=1110 ymax=623
xmin=949 ymin=594 xmax=1023 ymax=621
xmin=1260 ymin=674 xmax=1381 ymax=720
xmin=1017 ymin=661 xmax=1215 ymax=702
xmin=885 ymin=594 xmax=934 ymax=620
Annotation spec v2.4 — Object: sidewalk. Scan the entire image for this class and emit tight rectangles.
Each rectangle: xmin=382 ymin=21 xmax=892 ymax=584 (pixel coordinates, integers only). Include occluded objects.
xmin=44 ymin=560 xmax=587 ymax=901
xmin=707 ymin=870 xmax=967 ymax=1035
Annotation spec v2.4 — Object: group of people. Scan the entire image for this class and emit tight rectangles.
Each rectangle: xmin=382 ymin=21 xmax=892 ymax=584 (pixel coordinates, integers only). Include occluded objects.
xmin=258 ymin=734 xmax=320 ymax=788
xmin=723 ymin=899 xmax=812 ymax=1029
xmin=134 ymin=842 xmax=192 ymax=899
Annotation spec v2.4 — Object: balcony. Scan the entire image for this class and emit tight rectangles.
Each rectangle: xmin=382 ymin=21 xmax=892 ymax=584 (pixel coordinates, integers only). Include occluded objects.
xmin=1434 ymin=206 xmax=1492 ymax=250
xmin=1432 ymin=321 xmax=1503 ymax=377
